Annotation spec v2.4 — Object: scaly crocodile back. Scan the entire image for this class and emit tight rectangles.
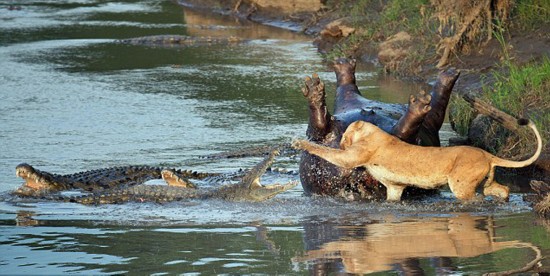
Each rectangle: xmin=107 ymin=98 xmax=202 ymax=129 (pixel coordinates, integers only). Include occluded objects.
xmin=117 ymin=35 xmax=244 ymax=46
xmin=16 ymin=164 xmax=219 ymax=194
xmin=64 ymin=166 xmax=218 ymax=191
xmin=59 ymin=184 xmax=210 ymax=204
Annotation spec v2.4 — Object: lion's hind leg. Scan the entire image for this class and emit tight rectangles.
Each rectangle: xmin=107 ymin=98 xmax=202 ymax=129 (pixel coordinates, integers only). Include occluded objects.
xmin=448 ymin=175 xmax=482 ymax=201
xmin=479 ymin=166 xmax=510 ymax=200
xmin=447 ymin=160 xmax=491 ymax=201
xmin=483 ymin=182 xmax=510 ymax=201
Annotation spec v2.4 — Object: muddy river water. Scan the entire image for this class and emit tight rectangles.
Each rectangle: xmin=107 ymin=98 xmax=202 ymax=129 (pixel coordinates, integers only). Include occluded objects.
xmin=0 ymin=1 xmax=548 ymax=274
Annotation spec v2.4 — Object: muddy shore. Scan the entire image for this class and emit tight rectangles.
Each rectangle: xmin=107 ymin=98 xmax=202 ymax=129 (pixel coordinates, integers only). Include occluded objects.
xmin=176 ymin=0 xmax=549 ymax=181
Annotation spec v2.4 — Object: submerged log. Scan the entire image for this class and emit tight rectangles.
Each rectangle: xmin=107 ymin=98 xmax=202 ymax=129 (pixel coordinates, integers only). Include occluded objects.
xmin=462 ymin=93 xmax=520 ymax=132
xmin=462 ymin=93 xmax=550 ymax=173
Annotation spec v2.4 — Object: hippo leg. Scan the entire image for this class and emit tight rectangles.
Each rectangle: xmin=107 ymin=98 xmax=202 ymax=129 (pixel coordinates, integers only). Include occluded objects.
xmin=391 ymin=69 xmax=460 ymax=146
xmin=391 ymin=90 xmax=432 ymax=144
xmin=302 ymin=73 xmax=332 ymax=141
xmin=420 ymin=69 xmax=461 ymax=146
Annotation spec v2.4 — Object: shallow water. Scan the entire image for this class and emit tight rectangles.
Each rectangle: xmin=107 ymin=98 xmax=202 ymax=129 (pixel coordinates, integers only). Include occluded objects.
xmin=0 ymin=0 xmax=548 ymax=275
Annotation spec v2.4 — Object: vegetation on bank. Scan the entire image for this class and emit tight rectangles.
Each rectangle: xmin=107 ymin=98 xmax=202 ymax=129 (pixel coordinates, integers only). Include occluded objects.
xmin=514 ymin=0 xmax=550 ymax=29
xmin=323 ymin=0 xmax=549 ymax=74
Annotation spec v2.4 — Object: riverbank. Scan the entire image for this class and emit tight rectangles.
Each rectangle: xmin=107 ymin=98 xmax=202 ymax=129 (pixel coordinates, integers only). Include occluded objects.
xmin=176 ymin=0 xmax=549 ymax=180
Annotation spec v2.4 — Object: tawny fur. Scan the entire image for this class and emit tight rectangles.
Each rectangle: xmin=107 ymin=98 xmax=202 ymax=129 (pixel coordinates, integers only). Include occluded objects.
xmin=293 ymin=120 xmax=542 ymax=201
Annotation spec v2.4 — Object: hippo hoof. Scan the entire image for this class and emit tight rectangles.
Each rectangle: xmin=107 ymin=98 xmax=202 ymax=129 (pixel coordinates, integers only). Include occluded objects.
xmin=302 ymin=73 xmax=325 ymax=105
xmin=409 ymin=90 xmax=432 ymax=116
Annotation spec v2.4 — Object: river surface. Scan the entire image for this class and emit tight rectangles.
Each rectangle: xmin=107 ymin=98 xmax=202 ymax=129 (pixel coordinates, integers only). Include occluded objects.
xmin=0 ymin=1 xmax=548 ymax=275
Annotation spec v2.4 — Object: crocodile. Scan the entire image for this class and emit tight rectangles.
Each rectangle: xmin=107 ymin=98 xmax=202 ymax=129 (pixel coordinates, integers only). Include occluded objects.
xmin=199 ymin=143 xmax=297 ymax=159
xmin=14 ymin=163 xmax=215 ymax=197
xmin=14 ymin=150 xmax=297 ymax=204
xmin=116 ymin=35 xmax=245 ymax=47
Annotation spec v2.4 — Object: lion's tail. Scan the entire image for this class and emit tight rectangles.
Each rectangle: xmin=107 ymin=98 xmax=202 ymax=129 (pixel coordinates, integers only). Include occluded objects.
xmin=491 ymin=119 xmax=543 ymax=169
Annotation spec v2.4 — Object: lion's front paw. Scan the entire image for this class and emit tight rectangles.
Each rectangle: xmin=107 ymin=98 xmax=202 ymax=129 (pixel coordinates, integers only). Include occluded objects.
xmin=302 ymin=73 xmax=325 ymax=105
xmin=292 ymin=139 xmax=313 ymax=152
xmin=291 ymin=139 xmax=305 ymax=150
xmin=408 ymin=90 xmax=432 ymax=116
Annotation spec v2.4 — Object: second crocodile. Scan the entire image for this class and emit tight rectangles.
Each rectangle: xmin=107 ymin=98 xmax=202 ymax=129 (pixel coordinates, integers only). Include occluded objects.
xmin=14 ymin=150 xmax=297 ymax=204
xmin=116 ymin=35 xmax=246 ymax=47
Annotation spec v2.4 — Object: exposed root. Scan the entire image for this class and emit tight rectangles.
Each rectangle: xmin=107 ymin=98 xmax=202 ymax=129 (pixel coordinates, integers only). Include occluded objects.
xmin=432 ymin=0 xmax=513 ymax=68
xmin=232 ymin=0 xmax=242 ymax=13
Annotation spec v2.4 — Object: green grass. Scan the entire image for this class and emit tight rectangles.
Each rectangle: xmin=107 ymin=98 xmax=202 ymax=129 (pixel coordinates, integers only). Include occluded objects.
xmin=487 ymin=58 xmax=550 ymax=113
xmin=483 ymin=57 xmax=550 ymax=156
xmin=513 ymin=0 xmax=550 ymax=30
xmin=379 ymin=0 xmax=429 ymax=35
xmin=449 ymin=95 xmax=476 ymax=137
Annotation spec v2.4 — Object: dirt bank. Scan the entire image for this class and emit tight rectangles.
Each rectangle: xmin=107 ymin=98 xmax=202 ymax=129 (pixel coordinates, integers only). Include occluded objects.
xmin=176 ymin=0 xmax=549 ymax=180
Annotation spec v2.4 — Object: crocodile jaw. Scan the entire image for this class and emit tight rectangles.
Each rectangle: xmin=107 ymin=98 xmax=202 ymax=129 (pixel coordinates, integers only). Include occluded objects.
xmin=161 ymin=169 xmax=197 ymax=188
xmin=240 ymin=149 xmax=298 ymax=201
xmin=14 ymin=163 xmax=54 ymax=196
xmin=214 ymin=149 xmax=298 ymax=202
xmin=246 ymin=181 xmax=298 ymax=202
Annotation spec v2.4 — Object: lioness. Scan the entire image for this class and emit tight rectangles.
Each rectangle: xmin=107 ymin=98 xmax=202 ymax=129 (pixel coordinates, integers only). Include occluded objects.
xmin=292 ymin=119 xmax=542 ymax=201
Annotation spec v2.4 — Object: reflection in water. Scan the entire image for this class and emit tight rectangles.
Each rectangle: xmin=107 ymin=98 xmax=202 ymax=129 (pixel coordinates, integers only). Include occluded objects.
xmin=183 ymin=8 xmax=309 ymax=40
xmin=15 ymin=211 xmax=40 ymax=227
xmin=297 ymin=214 xmax=541 ymax=275
xmin=251 ymin=0 xmax=323 ymax=13
xmin=0 ymin=213 xmax=544 ymax=274
xmin=0 ymin=221 xmax=302 ymax=274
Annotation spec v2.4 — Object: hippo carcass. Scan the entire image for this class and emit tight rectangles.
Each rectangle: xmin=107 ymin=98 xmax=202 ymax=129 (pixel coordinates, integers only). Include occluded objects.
xmin=299 ymin=58 xmax=459 ymax=199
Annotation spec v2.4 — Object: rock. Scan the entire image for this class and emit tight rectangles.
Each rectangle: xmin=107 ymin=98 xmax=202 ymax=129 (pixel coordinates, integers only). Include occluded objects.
xmin=319 ymin=18 xmax=355 ymax=38
xmin=377 ymin=31 xmax=412 ymax=72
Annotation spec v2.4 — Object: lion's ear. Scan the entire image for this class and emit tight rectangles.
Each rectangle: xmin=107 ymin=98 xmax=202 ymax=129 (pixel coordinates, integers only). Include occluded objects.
xmin=340 ymin=135 xmax=352 ymax=149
